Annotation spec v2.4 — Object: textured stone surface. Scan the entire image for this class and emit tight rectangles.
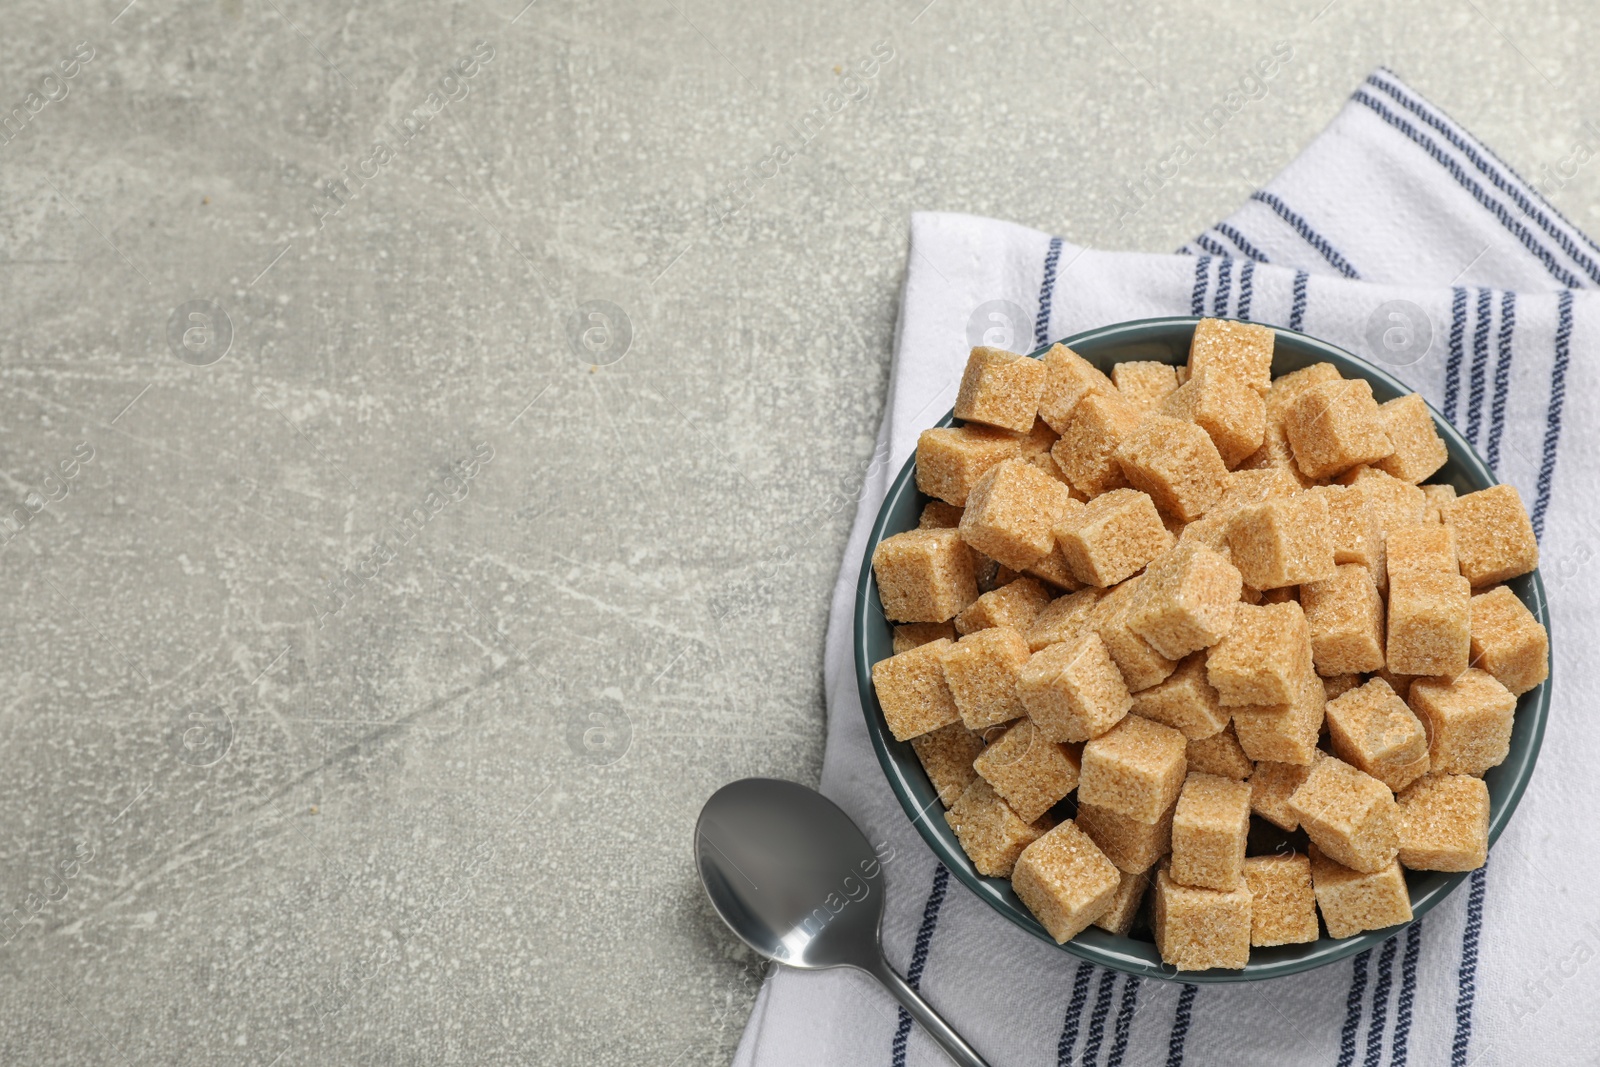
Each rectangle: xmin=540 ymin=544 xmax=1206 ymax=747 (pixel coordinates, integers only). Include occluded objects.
xmin=0 ymin=0 xmax=1593 ymax=1062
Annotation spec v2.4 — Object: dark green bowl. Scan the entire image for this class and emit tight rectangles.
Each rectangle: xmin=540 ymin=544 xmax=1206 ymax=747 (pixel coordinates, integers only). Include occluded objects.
xmin=853 ymin=316 xmax=1551 ymax=982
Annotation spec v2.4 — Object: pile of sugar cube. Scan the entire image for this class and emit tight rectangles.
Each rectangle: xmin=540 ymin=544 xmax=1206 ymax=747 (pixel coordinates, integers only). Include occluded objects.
xmin=870 ymin=319 xmax=1549 ymax=970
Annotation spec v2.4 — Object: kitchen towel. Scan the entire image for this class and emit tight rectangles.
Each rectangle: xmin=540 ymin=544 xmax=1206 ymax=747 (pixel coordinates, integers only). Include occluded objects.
xmin=732 ymin=68 xmax=1599 ymax=1067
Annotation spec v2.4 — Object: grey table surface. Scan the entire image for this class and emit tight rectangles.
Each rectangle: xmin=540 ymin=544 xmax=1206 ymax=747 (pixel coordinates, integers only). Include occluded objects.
xmin=1 ymin=0 xmax=1596 ymax=1063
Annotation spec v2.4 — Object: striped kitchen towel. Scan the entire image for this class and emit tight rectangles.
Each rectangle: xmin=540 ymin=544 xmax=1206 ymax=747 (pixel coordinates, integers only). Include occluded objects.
xmin=731 ymin=69 xmax=1598 ymax=1067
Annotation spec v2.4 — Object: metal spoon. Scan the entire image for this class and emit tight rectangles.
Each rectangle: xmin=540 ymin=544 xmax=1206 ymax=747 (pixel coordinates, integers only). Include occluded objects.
xmin=694 ymin=777 xmax=990 ymax=1067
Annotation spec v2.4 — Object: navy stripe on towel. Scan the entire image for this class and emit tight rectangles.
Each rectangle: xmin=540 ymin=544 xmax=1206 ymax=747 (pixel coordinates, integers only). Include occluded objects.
xmin=1165 ymin=984 xmax=1197 ymax=1067
xmin=1366 ymin=73 xmax=1600 ymax=286
xmin=1351 ymin=89 xmax=1583 ymax=289
xmin=1057 ymin=962 xmax=1094 ymax=1067
xmin=1238 ymin=260 xmax=1255 ymax=321
xmin=1081 ymin=968 xmax=1118 ymax=1066
xmin=1362 ymin=935 xmax=1399 ymax=1067
xmin=1217 ymin=222 xmax=1270 ymax=263
xmin=1290 ymin=270 xmax=1309 ymax=331
xmin=1451 ymin=864 xmax=1488 ymax=1067
xmin=1444 ymin=286 xmax=1469 ymax=426
xmin=1190 ymin=256 xmax=1211 ymax=316
xmin=1336 ymin=949 xmax=1372 ymax=1067
xmin=1215 ymin=257 xmax=1233 ymax=317
xmin=1250 ymin=191 xmax=1361 ymax=278
xmin=1533 ymin=289 xmax=1574 ymax=541
xmin=1106 ymin=977 xmax=1140 ymax=1067
xmin=1468 ymin=287 xmax=1493 ymax=444
xmin=1036 ymin=236 xmax=1064 ymax=348
xmin=1488 ymin=290 xmax=1517 ymax=471
xmin=1391 ymin=920 xmax=1424 ymax=1067
xmin=891 ymin=864 xmax=950 ymax=1067
xmin=1195 ymin=233 xmax=1230 ymax=258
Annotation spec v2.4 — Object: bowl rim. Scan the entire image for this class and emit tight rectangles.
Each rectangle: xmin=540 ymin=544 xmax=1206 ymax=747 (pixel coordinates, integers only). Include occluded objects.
xmin=853 ymin=315 xmax=1551 ymax=983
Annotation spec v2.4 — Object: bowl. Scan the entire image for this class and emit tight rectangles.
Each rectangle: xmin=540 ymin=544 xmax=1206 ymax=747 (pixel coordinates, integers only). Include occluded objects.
xmin=853 ymin=316 xmax=1551 ymax=982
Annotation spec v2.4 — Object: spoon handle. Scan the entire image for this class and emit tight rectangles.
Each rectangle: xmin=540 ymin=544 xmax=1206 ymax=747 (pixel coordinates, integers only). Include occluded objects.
xmin=861 ymin=955 xmax=991 ymax=1067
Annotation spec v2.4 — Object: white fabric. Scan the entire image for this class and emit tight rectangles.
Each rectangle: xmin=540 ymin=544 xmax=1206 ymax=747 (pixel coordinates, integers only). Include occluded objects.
xmin=733 ymin=69 xmax=1600 ymax=1067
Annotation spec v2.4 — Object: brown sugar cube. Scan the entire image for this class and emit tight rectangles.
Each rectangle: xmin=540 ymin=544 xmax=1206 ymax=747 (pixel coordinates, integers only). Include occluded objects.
xmin=1386 ymin=523 xmax=1459 ymax=580
xmin=910 ymin=722 xmax=985 ymax=806
xmin=1079 ymin=714 xmax=1189 ymax=824
xmin=1421 ymin=482 xmax=1457 ymax=524
xmin=1018 ymin=632 xmax=1132 ymax=742
xmin=1052 ymin=392 xmax=1141 ymax=498
xmin=1025 ymin=449 xmax=1075 ymax=490
xmin=1342 ymin=465 xmax=1429 ymax=528
xmin=1243 ymin=853 xmax=1319 ymax=946
xmin=893 ymin=621 xmax=956 ymax=654
xmin=1396 ymin=773 xmax=1490 ymax=871
xmin=1231 ymin=668 xmax=1325 ymax=765
xmin=1161 ymin=369 xmax=1268 ymax=468
xmin=1302 ymin=564 xmax=1386 ymax=676
xmin=1228 ymin=492 xmax=1337 ymax=590
xmin=1021 ymin=537 xmax=1084 ymax=592
xmin=954 ymin=346 xmax=1047 ymax=432
xmin=1250 ymin=759 xmax=1317 ymax=831
xmin=1343 ymin=466 xmax=1427 ymax=592
xmin=1286 ymin=756 xmax=1398 ymax=873
xmin=1375 ymin=394 xmax=1448 ymax=484
xmin=1408 ymin=668 xmax=1516 ymax=775
xmin=1022 ymin=537 xmax=1084 ymax=592
xmin=1185 ymin=723 xmax=1252 ymax=780
xmin=1127 ymin=544 xmax=1244 ymax=660
xmin=973 ymin=718 xmax=1081 ymax=822
xmin=942 ymin=626 xmax=1031 ymax=730
xmin=1093 ymin=869 xmax=1152 ymax=934
xmin=1113 ymin=360 xmax=1180 ymax=414
xmin=1115 ymin=415 xmax=1231 ymax=523
xmin=1285 ymin=379 xmax=1395 ymax=481
xmin=959 ymin=459 xmax=1077 ymax=571
xmin=1374 ymin=667 xmax=1417 ymax=703
xmin=1442 ymin=484 xmax=1539 ymax=587
xmin=1237 ymin=421 xmax=1316 ymax=488
xmin=1309 ymin=846 xmax=1412 ymax=938
xmin=916 ymin=425 xmax=1022 ymax=507
xmin=1055 ymin=488 xmax=1174 ymax=587
xmin=1188 ymin=317 xmax=1275 ymax=395
xmin=1038 ymin=343 xmax=1118 ymax=434
xmin=1323 ymin=673 xmax=1361 ymax=701
xmin=872 ymin=528 xmax=979 ymax=623
xmin=1216 ymin=467 xmax=1304 ymax=513
xmin=1175 ymin=510 xmax=1235 ymax=559
xmin=1089 ymin=577 xmax=1178 ymax=693
xmin=1025 ymin=587 xmax=1105 ymax=651
xmin=1310 ymin=484 xmax=1382 ymax=575
xmin=1206 ymin=602 xmax=1313 ymax=707
xmin=1151 ymin=865 xmax=1252 ymax=970
xmin=1129 ymin=651 xmax=1228 ymax=740
xmin=955 ymin=577 xmax=1054 ymax=636
xmin=1077 ymin=798 xmax=1175 ymax=873
xmin=1018 ymin=417 xmax=1060 ymax=455
xmin=1325 ymin=678 xmax=1430 ymax=791
xmin=1171 ymin=772 xmax=1252 ymax=890
xmin=1469 ymin=586 xmax=1549 ymax=695
xmin=1012 ymin=820 xmax=1121 ymax=942
xmin=944 ymin=778 xmax=1051 ymax=877
xmin=1386 ymin=569 xmax=1471 ymax=678
xmin=872 ymin=639 xmax=961 ymax=741
xmin=1266 ymin=362 xmax=1343 ymax=425
xmin=918 ymin=500 xmax=963 ymax=529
